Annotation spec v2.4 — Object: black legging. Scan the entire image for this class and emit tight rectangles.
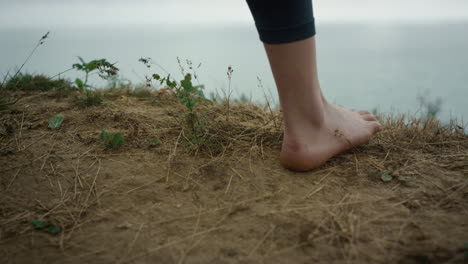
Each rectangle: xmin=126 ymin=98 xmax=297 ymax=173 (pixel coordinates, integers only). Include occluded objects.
xmin=246 ymin=0 xmax=316 ymax=44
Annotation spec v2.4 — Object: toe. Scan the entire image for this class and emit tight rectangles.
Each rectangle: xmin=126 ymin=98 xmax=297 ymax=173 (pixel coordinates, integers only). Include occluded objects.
xmin=369 ymin=121 xmax=382 ymax=133
xmin=358 ymin=110 xmax=371 ymax=115
xmin=362 ymin=114 xmax=377 ymax=121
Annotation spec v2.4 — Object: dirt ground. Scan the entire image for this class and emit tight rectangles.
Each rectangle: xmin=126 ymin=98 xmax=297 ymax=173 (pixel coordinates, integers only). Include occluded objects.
xmin=1 ymin=91 xmax=467 ymax=264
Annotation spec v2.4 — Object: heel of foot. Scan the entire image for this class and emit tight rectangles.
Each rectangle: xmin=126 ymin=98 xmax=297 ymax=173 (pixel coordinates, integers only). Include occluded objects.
xmin=279 ymin=149 xmax=326 ymax=172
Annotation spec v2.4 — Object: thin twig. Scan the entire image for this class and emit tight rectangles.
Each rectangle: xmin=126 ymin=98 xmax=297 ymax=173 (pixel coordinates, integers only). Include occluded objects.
xmin=118 ymin=223 xmax=144 ymax=264
xmin=224 ymin=174 xmax=234 ymax=195
xmin=126 ymin=175 xmax=166 ymax=194
xmin=303 ymin=170 xmax=333 ymax=198
xmin=154 ymin=190 xmax=280 ymax=226
xmin=166 ymin=129 xmax=183 ymax=182
xmin=0 ymin=69 xmax=11 ymax=87
xmin=78 ymin=159 xmax=101 ymax=220
xmin=5 ymin=168 xmax=21 ymax=192
xmin=48 ymin=67 xmax=74 ymax=80
xmin=231 ymin=167 xmax=244 ymax=180
xmin=126 ymin=225 xmax=223 ymax=262
xmin=248 ymin=225 xmax=275 ymax=257
xmin=9 ymin=31 xmax=50 ymax=88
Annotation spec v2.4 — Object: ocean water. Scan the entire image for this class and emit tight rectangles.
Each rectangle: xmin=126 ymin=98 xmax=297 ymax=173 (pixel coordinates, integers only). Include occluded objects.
xmin=0 ymin=22 xmax=467 ymax=123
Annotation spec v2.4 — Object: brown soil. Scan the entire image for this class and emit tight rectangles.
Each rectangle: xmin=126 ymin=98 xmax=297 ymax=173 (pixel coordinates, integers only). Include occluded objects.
xmin=1 ymin=90 xmax=467 ymax=264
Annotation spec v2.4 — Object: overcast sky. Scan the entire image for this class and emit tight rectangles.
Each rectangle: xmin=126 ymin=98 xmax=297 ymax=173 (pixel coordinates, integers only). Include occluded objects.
xmin=1 ymin=0 xmax=468 ymax=27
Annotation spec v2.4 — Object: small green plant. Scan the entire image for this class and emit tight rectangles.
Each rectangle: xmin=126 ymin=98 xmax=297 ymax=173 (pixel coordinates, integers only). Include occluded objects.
xmin=48 ymin=114 xmax=64 ymax=129
xmin=99 ymin=130 xmax=125 ymax=149
xmin=29 ymin=219 xmax=61 ymax=236
xmin=220 ymin=248 xmax=238 ymax=257
xmin=138 ymin=57 xmax=158 ymax=89
xmin=71 ymin=56 xmax=117 ymax=107
xmin=146 ymin=138 xmax=160 ymax=148
xmin=142 ymin=57 xmax=208 ymax=146
xmin=380 ymin=170 xmax=393 ymax=182
xmin=152 ymin=72 xmax=206 ymax=132
xmin=179 ymin=74 xmax=204 ymax=112
xmin=72 ymin=56 xmax=119 ymax=90
xmin=379 ymin=170 xmax=416 ymax=183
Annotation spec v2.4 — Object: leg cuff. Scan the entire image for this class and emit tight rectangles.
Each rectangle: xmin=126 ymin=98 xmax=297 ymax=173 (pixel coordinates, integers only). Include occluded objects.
xmin=256 ymin=20 xmax=316 ymax=44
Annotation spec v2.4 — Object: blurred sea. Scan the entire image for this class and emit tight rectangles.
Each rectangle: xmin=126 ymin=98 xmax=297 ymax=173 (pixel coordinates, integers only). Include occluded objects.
xmin=1 ymin=22 xmax=467 ymax=123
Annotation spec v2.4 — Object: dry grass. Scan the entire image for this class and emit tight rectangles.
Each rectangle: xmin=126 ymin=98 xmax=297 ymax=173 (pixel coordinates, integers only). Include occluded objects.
xmin=0 ymin=89 xmax=467 ymax=264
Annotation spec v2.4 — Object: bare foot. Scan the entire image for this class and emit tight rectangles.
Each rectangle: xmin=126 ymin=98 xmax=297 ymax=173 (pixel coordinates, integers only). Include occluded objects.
xmin=280 ymin=101 xmax=382 ymax=171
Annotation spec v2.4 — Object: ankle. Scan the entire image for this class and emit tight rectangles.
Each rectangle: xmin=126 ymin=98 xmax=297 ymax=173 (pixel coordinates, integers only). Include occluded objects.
xmin=283 ymin=103 xmax=326 ymax=135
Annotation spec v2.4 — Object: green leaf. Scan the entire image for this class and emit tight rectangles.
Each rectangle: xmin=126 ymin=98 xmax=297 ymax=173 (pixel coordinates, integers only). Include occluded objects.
xmin=185 ymin=100 xmax=195 ymax=110
xmin=99 ymin=130 xmax=108 ymax=140
xmin=48 ymin=114 xmax=64 ymax=129
xmin=398 ymin=176 xmax=416 ymax=181
xmin=85 ymin=62 xmax=96 ymax=72
xmin=146 ymin=138 xmax=160 ymax=148
xmin=380 ymin=171 xmax=393 ymax=182
xmin=78 ymin=56 xmax=85 ymax=64
xmin=108 ymin=133 xmax=125 ymax=149
xmin=72 ymin=63 xmax=83 ymax=70
xmin=100 ymin=131 xmax=125 ymax=149
xmin=75 ymin=78 xmax=84 ymax=88
xmin=29 ymin=219 xmax=61 ymax=235
xmin=152 ymin=74 xmax=160 ymax=80
xmin=30 ymin=219 xmax=45 ymax=229
xmin=86 ymin=59 xmax=104 ymax=72
xmin=180 ymin=78 xmax=192 ymax=91
xmin=166 ymin=76 xmax=177 ymax=88
xmin=46 ymin=225 xmax=61 ymax=235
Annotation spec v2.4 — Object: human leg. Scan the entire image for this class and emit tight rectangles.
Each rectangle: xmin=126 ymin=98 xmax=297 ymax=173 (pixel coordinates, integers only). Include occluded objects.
xmin=246 ymin=0 xmax=381 ymax=171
